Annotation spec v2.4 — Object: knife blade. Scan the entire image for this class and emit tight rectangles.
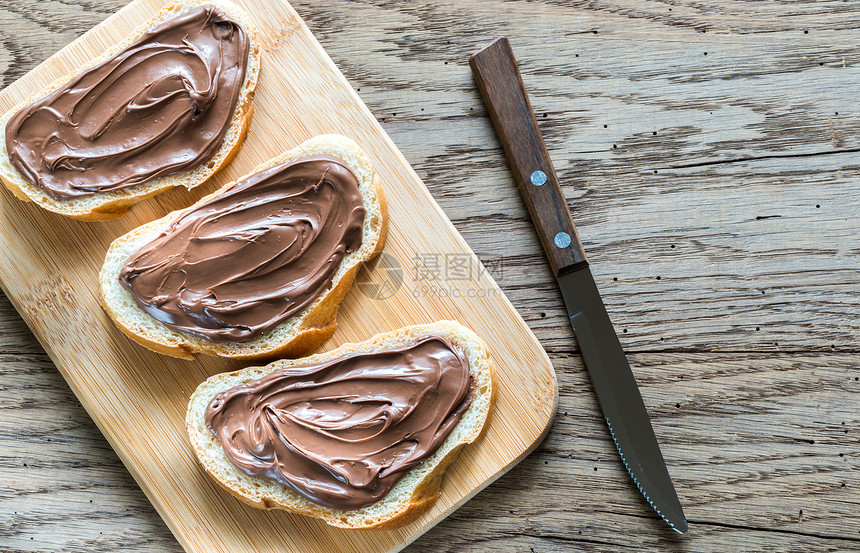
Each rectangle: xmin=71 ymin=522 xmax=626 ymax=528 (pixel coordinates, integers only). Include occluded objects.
xmin=470 ymin=37 xmax=687 ymax=534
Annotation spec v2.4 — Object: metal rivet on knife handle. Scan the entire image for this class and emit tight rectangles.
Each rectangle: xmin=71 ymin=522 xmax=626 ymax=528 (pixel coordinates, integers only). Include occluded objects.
xmin=530 ymin=170 xmax=547 ymax=186
xmin=554 ymin=232 xmax=571 ymax=248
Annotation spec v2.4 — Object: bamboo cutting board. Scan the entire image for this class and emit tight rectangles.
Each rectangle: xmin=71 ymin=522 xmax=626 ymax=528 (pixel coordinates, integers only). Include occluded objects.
xmin=0 ymin=1 xmax=557 ymax=552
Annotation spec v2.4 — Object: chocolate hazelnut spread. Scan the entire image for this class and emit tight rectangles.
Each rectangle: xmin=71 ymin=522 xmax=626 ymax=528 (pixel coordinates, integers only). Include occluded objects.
xmin=4 ymin=6 xmax=249 ymax=200
xmin=119 ymin=155 xmax=365 ymax=342
xmin=204 ymin=336 xmax=474 ymax=510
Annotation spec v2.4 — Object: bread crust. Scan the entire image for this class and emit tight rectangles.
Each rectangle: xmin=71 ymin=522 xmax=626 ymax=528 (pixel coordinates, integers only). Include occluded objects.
xmin=185 ymin=321 xmax=496 ymax=529
xmin=0 ymin=0 xmax=261 ymax=220
xmin=100 ymin=134 xmax=388 ymax=360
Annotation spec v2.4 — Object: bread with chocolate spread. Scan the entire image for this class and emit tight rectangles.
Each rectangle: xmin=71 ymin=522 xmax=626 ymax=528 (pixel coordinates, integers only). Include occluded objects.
xmin=186 ymin=320 xmax=496 ymax=529
xmin=0 ymin=0 xmax=261 ymax=221
xmin=100 ymin=134 xmax=388 ymax=359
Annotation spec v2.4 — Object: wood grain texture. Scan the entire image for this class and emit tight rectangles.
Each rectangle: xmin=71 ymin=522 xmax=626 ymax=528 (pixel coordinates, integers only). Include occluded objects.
xmin=2 ymin=0 xmax=859 ymax=552
xmin=296 ymin=0 xmax=860 ymax=353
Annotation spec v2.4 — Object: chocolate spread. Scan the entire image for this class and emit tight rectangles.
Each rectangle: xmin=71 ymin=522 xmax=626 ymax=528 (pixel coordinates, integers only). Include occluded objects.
xmin=119 ymin=155 xmax=365 ymax=342
xmin=4 ymin=6 xmax=249 ymax=200
xmin=204 ymin=336 xmax=474 ymax=510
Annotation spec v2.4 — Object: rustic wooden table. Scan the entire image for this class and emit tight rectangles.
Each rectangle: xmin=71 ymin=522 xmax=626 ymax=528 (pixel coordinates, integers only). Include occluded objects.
xmin=2 ymin=1 xmax=858 ymax=552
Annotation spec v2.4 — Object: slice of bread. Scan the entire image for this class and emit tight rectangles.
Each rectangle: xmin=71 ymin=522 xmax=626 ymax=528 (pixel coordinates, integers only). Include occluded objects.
xmin=186 ymin=320 xmax=496 ymax=529
xmin=100 ymin=134 xmax=388 ymax=360
xmin=0 ymin=0 xmax=261 ymax=221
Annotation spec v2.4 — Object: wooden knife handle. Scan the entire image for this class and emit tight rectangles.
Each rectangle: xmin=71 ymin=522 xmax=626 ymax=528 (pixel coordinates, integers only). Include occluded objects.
xmin=470 ymin=37 xmax=588 ymax=276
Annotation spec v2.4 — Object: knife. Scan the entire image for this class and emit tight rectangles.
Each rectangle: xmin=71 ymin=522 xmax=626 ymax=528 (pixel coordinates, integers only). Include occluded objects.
xmin=469 ymin=37 xmax=687 ymax=534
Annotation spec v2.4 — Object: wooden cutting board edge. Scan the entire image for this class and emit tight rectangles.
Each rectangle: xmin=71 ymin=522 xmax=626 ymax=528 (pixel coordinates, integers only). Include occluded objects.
xmin=0 ymin=0 xmax=560 ymax=551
